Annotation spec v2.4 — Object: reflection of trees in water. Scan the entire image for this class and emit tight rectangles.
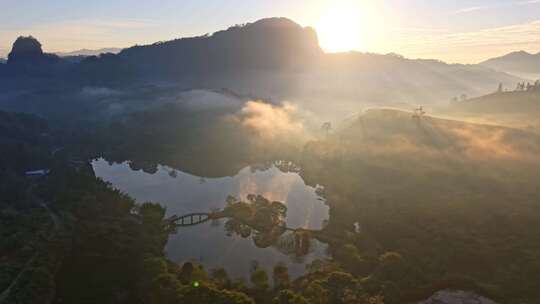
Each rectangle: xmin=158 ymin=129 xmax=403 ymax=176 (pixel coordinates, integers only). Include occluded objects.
xmin=315 ymin=185 xmax=325 ymax=199
xmin=212 ymin=194 xmax=322 ymax=259
xmin=127 ymin=160 xmax=159 ymax=174
xmin=273 ymin=231 xmax=315 ymax=262
xmin=222 ymin=194 xmax=287 ymax=245
xmin=249 ymin=160 xmax=302 ymax=174
xmin=273 ymin=160 xmax=301 ymax=173
xmin=168 ymin=194 xmax=327 ymax=260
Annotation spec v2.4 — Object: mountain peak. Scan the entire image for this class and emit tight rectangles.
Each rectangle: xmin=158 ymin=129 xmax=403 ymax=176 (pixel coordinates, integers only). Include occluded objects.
xmin=480 ymin=50 xmax=540 ymax=73
xmin=8 ymin=36 xmax=43 ymax=59
xmin=7 ymin=36 xmax=59 ymax=65
xmin=250 ymin=17 xmax=303 ymax=29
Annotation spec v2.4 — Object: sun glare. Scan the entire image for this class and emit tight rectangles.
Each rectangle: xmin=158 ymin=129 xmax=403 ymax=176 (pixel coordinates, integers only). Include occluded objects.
xmin=315 ymin=1 xmax=381 ymax=53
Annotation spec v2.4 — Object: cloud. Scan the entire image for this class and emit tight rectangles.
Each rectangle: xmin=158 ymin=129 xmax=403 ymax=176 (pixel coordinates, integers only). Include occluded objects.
xmin=174 ymin=90 xmax=244 ymax=112
xmin=448 ymin=1 xmax=534 ymax=15
xmin=450 ymin=6 xmax=491 ymax=14
xmin=519 ymin=0 xmax=540 ymax=4
xmin=393 ymin=27 xmax=450 ymax=34
xmin=385 ymin=20 xmax=540 ymax=63
xmin=80 ymin=87 xmax=123 ymax=98
xmin=235 ymin=101 xmax=309 ymax=142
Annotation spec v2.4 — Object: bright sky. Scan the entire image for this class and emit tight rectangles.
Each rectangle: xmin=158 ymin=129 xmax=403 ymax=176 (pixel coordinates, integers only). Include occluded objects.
xmin=0 ymin=0 xmax=539 ymax=63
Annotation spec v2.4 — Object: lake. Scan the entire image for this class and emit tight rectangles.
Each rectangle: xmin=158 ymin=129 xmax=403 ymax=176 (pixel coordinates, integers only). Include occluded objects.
xmin=92 ymin=158 xmax=329 ymax=278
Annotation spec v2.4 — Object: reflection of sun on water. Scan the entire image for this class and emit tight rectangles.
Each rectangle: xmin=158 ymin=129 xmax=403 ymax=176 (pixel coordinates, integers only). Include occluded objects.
xmin=315 ymin=0 xmax=382 ymax=53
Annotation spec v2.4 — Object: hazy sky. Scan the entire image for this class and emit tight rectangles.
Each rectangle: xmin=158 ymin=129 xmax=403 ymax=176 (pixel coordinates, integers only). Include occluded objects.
xmin=0 ymin=0 xmax=539 ymax=63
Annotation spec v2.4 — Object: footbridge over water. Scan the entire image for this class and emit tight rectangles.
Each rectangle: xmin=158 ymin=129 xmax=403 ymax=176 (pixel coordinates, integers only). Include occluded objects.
xmin=167 ymin=213 xmax=213 ymax=227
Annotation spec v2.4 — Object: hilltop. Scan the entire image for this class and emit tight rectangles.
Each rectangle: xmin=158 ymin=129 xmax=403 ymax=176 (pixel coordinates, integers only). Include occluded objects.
xmin=336 ymin=108 xmax=539 ymax=160
xmin=298 ymin=108 xmax=540 ymax=302
xmin=7 ymin=36 xmax=60 ymax=66
xmin=481 ymin=51 xmax=540 ymax=78
xmin=449 ymin=90 xmax=540 ymax=114
xmin=445 ymin=90 xmax=540 ymax=130
xmin=303 ymin=108 xmax=540 ymax=202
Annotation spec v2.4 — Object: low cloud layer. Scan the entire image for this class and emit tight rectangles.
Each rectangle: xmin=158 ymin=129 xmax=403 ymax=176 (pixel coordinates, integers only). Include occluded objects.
xmin=174 ymin=90 xmax=244 ymax=112
xmin=80 ymin=87 xmax=123 ymax=98
xmin=235 ymin=101 xmax=309 ymax=142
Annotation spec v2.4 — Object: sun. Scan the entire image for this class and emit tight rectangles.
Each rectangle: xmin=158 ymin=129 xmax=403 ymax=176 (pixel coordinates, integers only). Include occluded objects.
xmin=315 ymin=1 xmax=380 ymax=53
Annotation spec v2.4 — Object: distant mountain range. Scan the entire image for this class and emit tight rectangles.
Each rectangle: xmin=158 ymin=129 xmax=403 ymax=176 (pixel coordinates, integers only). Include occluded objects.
xmin=55 ymin=48 xmax=122 ymax=57
xmin=481 ymin=51 xmax=540 ymax=79
xmin=0 ymin=17 xmax=528 ymax=113
xmin=74 ymin=18 xmax=522 ymax=105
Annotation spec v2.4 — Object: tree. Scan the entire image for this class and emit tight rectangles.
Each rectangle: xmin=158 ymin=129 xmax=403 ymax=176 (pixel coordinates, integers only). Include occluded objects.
xmin=180 ymin=262 xmax=209 ymax=285
xmin=376 ymin=252 xmax=405 ymax=282
xmin=140 ymin=257 xmax=168 ymax=290
xmin=151 ymin=273 xmax=182 ymax=304
xmin=138 ymin=202 xmax=166 ymax=226
xmin=325 ymin=272 xmax=359 ymax=304
xmin=250 ymin=266 xmax=270 ymax=291
xmin=273 ymin=289 xmax=310 ymax=304
xmin=304 ymin=281 xmax=329 ymax=304
xmin=4 ymin=267 xmax=55 ymax=304
xmin=273 ymin=262 xmax=290 ymax=290
xmin=334 ymin=244 xmax=370 ymax=275
xmin=176 ymin=284 xmax=255 ymax=304
xmin=212 ymin=267 xmax=232 ymax=289
xmin=497 ymin=83 xmax=503 ymax=93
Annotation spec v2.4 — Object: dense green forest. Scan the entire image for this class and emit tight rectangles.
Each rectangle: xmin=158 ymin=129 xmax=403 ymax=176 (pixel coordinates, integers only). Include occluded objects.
xmin=2 ymin=100 xmax=540 ymax=303
xmin=299 ymin=109 xmax=540 ymax=302
xmin=0 ymin=110 xmax=385 ymax=304
xmin=2 ymin=13 xmax=540 ymax=304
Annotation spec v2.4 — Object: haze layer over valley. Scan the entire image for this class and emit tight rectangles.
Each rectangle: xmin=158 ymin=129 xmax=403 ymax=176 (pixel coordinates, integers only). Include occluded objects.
xmin=0 ymin=18 xmax=525 ymax=123
xmin=1 ymin=11 xmax=540 ymax=304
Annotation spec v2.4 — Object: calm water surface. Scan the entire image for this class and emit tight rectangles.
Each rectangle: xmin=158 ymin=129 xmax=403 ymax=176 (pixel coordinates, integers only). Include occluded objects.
xmin=92 ymin=158 xmax=329 ymax=278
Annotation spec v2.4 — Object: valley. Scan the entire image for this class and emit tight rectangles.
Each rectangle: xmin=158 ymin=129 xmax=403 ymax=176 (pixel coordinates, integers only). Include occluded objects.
xmin=1 ymin=13 xmax=540 ymax=304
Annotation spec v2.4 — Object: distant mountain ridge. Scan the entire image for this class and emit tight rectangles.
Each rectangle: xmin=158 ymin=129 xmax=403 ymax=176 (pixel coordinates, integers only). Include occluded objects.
xmin=0 ymin=17 xmax=525 ymax=109
xmin=73 ymin=17 xmax=520 ymax=105
xmin=56 ymin=48 xmax=122 ymax=57
xmin=481 ymin=51 xmax=540 ymax=76
xmin=109 ymin=17 xmax=321 ymax=74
